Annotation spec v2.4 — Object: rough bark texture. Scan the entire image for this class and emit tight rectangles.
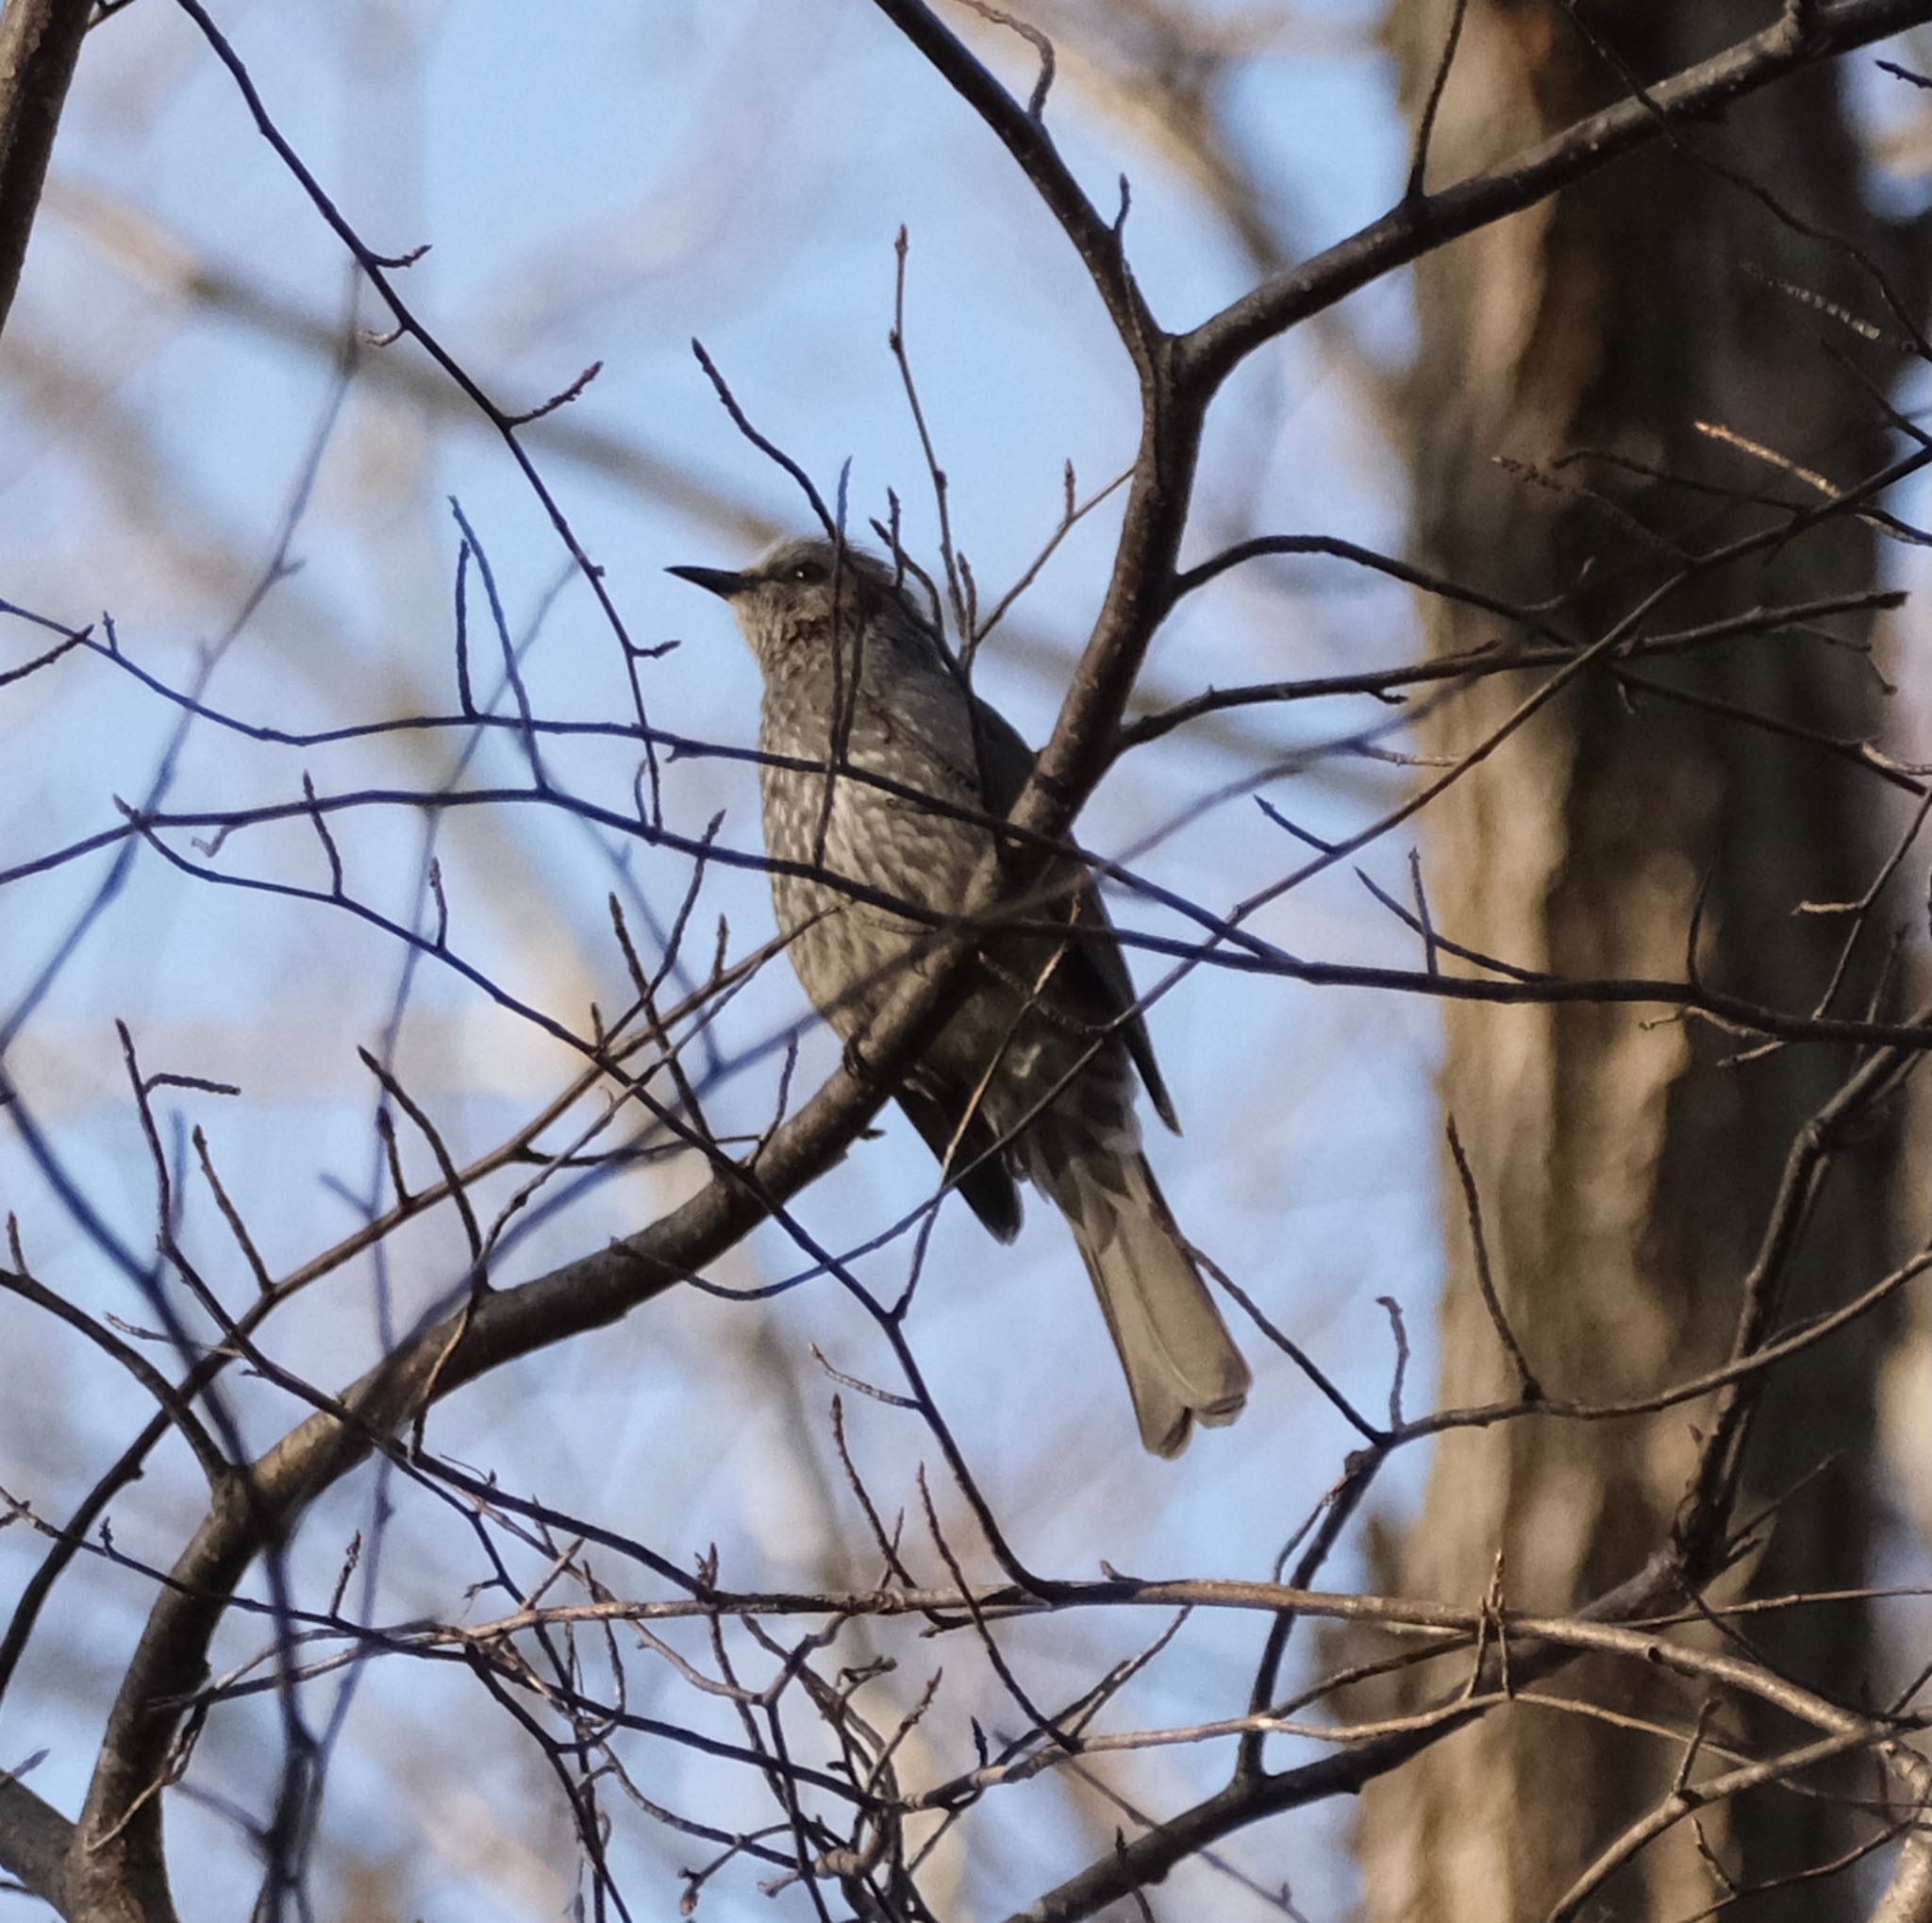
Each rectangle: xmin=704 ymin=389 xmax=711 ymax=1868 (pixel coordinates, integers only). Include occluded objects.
xmin=1354 ymin=5 xmax=1911 ymax=1916
xmin=0 ymin=0 xmax=92 ymax=336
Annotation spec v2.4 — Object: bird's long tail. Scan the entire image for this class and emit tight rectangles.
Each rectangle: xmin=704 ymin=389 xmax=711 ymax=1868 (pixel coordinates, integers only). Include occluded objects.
xmin=1052 ymin=1148 xmax=1251 ymax=1458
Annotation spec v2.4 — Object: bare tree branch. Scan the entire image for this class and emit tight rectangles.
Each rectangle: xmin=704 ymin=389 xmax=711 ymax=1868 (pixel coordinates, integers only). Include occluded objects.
xmin=1186 ymin=0 xmax=1932 ymax=384
xmin=0 ymin=0 xmax=90 ymax=336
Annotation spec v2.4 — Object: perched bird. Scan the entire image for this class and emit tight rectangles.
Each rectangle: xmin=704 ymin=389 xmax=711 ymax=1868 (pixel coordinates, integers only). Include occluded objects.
xmin=669 ymin=536 xmax=1250 ymax=1455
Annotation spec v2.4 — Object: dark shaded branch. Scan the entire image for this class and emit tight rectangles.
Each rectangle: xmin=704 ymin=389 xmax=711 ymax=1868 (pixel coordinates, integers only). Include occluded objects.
xmin=0 ymin=0 xmax=92 ymax=335
xmin=1183 ymin=0 xmax=1932 ymax=387
xmin=0 ymin=1767 xmax=70 ymax=1914
xmin=868 ymin=0 xmax=1157 ymax=370
xmin=61 ymin=859 xmax=1050 ymax=1914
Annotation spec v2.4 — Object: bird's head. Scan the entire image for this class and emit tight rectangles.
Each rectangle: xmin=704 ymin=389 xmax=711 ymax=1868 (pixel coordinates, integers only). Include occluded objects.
xmin=668 ymin=536 xmax=920 ymax=674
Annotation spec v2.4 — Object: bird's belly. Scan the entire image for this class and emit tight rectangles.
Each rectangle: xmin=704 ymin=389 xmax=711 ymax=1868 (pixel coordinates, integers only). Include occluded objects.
xmin=759 ymin=765 xmax=1138 ymax=1158
xmin=763 ymin=766 xmax=984 ymax=1036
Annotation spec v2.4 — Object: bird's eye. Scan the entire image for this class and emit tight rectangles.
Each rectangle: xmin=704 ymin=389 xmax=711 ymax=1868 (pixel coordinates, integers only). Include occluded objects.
xmin=790 ymin=560 xmax=826 ymax=583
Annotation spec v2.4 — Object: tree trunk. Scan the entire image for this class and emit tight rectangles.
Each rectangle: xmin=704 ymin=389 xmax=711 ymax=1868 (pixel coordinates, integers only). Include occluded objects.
xmin=1354 ymin=6 xmax=1912 ymax=1916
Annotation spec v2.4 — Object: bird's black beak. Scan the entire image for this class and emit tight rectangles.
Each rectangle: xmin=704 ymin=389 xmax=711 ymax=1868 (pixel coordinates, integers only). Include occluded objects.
xmin=666 ymin=563 xmax=752 ymax=600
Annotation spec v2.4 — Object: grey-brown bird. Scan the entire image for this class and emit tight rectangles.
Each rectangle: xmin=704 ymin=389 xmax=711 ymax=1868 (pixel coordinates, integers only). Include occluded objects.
xmin=670 ymin=536 xmax=1250 ymax=1455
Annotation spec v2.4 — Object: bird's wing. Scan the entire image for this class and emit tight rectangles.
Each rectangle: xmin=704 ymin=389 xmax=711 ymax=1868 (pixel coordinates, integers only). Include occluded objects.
xmin=967 ymin=691 xmax=1180 ymax=1134
xmin=897 ymin=1064 xmax=1024 ymax=1242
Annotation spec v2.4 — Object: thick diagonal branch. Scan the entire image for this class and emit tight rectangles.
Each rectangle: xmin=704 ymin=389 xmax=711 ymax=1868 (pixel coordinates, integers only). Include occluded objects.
xmin=0 ymin=0 xmax=90 ymax=335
